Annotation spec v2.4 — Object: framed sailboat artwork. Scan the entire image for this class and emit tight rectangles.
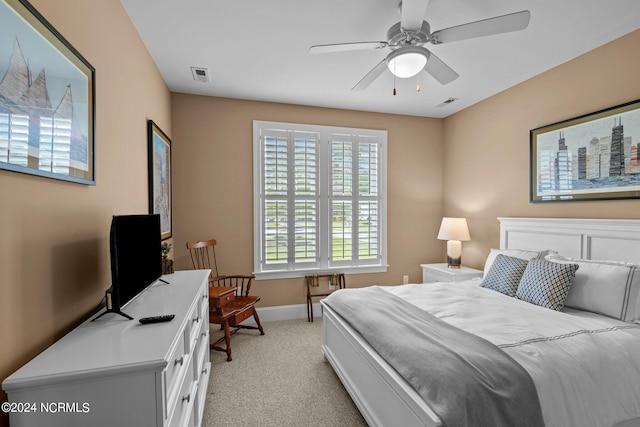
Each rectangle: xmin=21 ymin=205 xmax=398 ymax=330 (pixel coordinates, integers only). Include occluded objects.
xmin=0 ymin=0 xmax=95 ymax=185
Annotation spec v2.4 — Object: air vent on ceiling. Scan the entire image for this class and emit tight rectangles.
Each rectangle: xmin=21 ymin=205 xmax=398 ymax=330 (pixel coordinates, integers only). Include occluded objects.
xmin=191 ymin=67 xmax=209 ymax=83
xmin=437 ymin=97 xmax=459 ymax=107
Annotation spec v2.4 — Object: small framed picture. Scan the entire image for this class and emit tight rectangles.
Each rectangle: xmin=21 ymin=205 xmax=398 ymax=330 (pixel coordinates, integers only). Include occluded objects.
xmin=147 ymin=120 xmax=172 ymax=240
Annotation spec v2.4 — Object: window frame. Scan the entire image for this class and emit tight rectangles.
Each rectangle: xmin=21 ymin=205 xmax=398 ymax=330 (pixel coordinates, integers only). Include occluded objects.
xmin=253 ymin=120 xmax=387 ymax=280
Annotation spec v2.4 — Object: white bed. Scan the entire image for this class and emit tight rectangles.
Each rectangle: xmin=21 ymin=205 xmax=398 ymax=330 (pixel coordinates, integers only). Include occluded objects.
xmin=321 ymin=217 xmax=640 ymax=427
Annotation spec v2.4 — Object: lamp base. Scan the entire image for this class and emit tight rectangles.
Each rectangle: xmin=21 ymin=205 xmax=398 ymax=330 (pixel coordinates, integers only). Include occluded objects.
xmin=446 ymin=240 xmax=462 ymax=269
xmin=447 ymin=256 xmax=462 ymax=269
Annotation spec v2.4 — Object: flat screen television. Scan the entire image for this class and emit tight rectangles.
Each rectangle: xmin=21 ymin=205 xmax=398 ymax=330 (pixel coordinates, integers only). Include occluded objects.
xmin=93 ymin=214 xmax=162 ymax=321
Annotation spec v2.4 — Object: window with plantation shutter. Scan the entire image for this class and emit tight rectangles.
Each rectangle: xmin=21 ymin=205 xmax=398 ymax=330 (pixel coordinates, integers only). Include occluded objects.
xmin=253 ymin=121 xmax=387 ymax=279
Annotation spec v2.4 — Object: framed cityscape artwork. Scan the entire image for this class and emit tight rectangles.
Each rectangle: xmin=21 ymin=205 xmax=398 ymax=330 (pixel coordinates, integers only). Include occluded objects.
xmin=0 ymin=0 xmax=95 ymax=185
xmin=530 ymin=99 xmax=640 ymax=202
xmin=147 ymin=120 xmax=172 ymax=240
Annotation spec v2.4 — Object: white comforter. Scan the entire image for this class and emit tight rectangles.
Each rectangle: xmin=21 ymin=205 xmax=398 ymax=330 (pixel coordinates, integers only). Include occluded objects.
xmin=383 ymin=280 xmax=640 ymax=427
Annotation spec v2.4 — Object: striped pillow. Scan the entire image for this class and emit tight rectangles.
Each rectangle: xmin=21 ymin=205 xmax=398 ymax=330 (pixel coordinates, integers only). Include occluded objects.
xmin=546 ymin=254 xmax=640 ymax=322
xmin=516 ymin=258 xmax=579 ymax=311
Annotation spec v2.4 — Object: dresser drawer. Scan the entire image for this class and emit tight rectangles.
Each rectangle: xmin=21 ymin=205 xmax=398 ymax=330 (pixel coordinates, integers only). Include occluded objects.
xmin=170 ymin=354 xmax=197 ymax=427
xmin=425 ymin=269 xmax=455 ymax=283
xmin=198 ymin=289 xmax=208 ymax=319
xmin=421 ymin=263 xmax=483 ymax=283
xmin=165 ymin=331 xmax=187 ymax=399
xmin=188 ymin=304 xmax=203 ymax=351
xmin=199 ymin=294 xmax=208 ymax=322
xmin=194 ymin=327 xmax=209 ymax=375
xmin=194 ymin=361 xmax=211 ymax=426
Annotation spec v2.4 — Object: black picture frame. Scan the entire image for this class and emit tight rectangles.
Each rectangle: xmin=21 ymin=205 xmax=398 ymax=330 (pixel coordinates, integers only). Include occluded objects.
xmin=147 ymin=120 xmax=172 ymax=240
xmin=530 ymin=99 xmax=640 ymax=202
xmin=0 ymin=0 xmax=96 ymax=185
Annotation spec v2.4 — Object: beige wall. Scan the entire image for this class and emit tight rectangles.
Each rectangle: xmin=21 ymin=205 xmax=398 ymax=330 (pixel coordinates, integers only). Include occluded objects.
xmin=0 ymin=1 xmax=171 ymax=423
xmin=2 ymin=2 xmax=638 ymax=422
xmin=443 ymin=29 xmax=640 ymax=270
xmin=171 ymin=95 xmax=444 ymax=306
xmin=171 ymin=29 xmax=640 ymax=308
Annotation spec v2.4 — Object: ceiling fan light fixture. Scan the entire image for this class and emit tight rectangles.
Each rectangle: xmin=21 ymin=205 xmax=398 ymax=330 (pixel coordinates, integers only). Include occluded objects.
xmin=387 ymin=46 xmax=428 ymax=78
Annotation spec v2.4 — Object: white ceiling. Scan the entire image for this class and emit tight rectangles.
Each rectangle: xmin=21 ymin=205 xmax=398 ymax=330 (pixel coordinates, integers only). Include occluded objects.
xmin=120 ymin=0 xmax=640 ymax=119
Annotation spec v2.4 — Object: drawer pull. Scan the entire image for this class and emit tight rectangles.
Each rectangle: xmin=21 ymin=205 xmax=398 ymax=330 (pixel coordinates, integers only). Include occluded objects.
xmin=202 ymin=295 xmax=208 ymax=300
xmin=201 ymin=331 xmax=207 ymax=338
xmin=182 ymin=394 xmax=191 ymax=404
xmin=202 ymin=367 xmax=208 ymax=375
xmin=192 ymin=317 xmax=199 ymax=324
xmin=174 ymin=356 xmax=184 ymax=366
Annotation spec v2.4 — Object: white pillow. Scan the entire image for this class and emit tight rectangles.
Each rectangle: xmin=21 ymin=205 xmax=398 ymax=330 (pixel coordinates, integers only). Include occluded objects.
xmin=483 ymin=248 xmax=549 ymax=278
xmin=546 ymin=254 xmax=640 ymax=323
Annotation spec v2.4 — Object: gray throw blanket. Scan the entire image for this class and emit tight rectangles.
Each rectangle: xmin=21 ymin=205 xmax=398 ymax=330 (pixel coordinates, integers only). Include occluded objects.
xmin=324 ymin=286 xmax=545 ymax=427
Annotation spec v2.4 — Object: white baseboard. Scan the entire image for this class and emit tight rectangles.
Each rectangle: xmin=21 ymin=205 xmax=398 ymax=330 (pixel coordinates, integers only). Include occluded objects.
xmin=244 ymin=303 xmax=322 ymax=325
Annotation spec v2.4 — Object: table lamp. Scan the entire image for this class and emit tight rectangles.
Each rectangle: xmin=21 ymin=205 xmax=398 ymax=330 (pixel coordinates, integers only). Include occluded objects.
xmin=437 ymin=217 xmax=471 ymax=269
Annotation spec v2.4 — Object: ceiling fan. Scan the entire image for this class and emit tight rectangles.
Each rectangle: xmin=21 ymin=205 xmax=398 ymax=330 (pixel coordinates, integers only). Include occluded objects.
xmin=309 ymin=0 xmax=530 ymax=91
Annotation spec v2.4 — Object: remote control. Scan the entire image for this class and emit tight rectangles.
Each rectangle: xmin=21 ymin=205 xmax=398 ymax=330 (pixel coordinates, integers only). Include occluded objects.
xmin=139 ymin=314 xmax=175 ymax=324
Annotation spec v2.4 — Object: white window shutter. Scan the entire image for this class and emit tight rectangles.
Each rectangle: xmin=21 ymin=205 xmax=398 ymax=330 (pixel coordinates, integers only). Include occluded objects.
xmin=253 ymin=121 xmax=386 ymax=279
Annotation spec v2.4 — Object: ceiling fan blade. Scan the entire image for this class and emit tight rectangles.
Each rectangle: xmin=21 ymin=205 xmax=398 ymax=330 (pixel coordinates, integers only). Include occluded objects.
xmin=309 ymin=41 xmax=388 ymax=54
xmin=430 ymin=10 xmax=530 ymax=44
xmin=352 ymin=59 xmax=388 ymax=91
xmin=400 ymin=0 xmax=431 ymax=32
xmin=423 ymin=50 xmax=459 ymax=85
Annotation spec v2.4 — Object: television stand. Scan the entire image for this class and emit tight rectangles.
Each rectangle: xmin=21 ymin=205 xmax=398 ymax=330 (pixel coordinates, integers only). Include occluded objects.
xmin=91 ymin=288 xmax=133 ymax=321
xmin=91 ymin=308 xmax=133 ymax=321
xmin=3 ymin=270 xmax=212 ymax=427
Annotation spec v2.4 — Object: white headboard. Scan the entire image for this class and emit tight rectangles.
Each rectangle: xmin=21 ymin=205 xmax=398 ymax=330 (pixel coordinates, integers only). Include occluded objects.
xmin=498 ymin=217 xmax=640 ymax=265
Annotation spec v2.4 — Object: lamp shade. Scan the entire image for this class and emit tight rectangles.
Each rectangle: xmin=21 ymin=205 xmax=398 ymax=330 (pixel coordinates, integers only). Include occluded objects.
xmin=437 ymin=217 xmax=471 ymax=241
xmin=387 ymin=46 xmax=428 ymax=78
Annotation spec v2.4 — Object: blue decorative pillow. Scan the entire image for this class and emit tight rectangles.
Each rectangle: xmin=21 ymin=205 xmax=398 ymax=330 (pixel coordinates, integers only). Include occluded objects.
xmin=516 ymin=258 xmax=579 ymax=311
xmin=481 ymin=254 xmax=529 ymax=296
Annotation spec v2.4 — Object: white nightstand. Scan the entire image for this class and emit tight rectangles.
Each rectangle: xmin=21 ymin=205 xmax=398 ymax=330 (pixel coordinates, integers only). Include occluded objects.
xmin=421 ymin=263 xmax=483 ymax=283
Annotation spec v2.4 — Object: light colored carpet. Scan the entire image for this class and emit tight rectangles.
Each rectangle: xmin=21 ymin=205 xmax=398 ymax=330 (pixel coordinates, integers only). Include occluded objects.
xmin=203 ymin=318 xmax=368 ymax=427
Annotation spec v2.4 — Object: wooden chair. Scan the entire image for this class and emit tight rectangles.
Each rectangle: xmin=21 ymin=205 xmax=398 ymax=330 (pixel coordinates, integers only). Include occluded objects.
xmin=305 ymin=273 xmax=346 ymax=322
xmin=186 ymin=239 xmax=265 ymax=361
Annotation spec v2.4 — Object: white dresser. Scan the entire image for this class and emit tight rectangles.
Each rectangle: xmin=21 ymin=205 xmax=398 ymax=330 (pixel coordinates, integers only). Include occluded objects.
xmin=2 ymin=270 xmax=211 ymax=427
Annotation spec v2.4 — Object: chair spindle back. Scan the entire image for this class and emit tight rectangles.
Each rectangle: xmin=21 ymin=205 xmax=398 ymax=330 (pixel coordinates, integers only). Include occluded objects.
xmin=186 ymin=239 xmax=219 ymax=279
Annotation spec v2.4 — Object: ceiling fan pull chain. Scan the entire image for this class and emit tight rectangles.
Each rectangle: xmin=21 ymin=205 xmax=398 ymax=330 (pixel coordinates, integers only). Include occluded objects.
xmin=417 ymin=73 xmax=421 ymax=93
xmin=393 ymin=62 xmax=397 ymax=96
